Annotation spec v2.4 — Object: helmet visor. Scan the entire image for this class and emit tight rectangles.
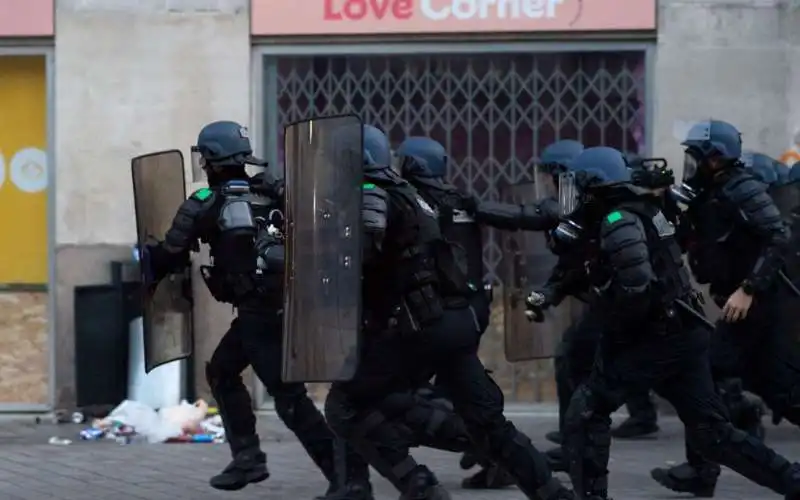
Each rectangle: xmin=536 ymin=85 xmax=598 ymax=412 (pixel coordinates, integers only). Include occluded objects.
xmin=190 ymin=146 xmax=206 ymax=183
xmin=533 ymin=164 xmax=558 ymax=201
xmin=557 ymin=172 xmax=580 ymax=217
xmin=682 ymin=151 xmax=699 ymax=182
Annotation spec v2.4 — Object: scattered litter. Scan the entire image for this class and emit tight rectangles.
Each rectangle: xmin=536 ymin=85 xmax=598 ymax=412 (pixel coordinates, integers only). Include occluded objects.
xmin=71 ymin=412 xmax=84 ymax=424
xmin=48 ymin=437 xmax=71 ymax=445
xmin=75 ymin=399 xmax=225 ymax=445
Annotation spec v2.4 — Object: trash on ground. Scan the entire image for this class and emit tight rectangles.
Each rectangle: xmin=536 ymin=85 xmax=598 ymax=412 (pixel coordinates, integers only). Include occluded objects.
xmin=48 ymin=437 xmax=72 ymax=445
xmin=76 ymin=399 xmax=225 ymax=445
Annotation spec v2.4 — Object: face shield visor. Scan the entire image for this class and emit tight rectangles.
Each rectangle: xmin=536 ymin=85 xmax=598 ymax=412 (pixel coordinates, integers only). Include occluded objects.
xmin=557 ymin=171 xmax=580 ymax=217
xmin=533 ymin=164 xmax=559 ymax=201
xmin=668 ymin=151 xmax=700 ymax=205
xmin=190 ymin=146 xmax=206 ymax=183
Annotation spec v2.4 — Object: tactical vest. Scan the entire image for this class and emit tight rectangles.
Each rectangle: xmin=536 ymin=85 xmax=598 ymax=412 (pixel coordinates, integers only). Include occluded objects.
xmin=203 ymin=180 xmax=283 ymax=307
xmin=413 ymin=183 xmax=485 ymax=287
xmin=365 ymin=179 xmax=473 ymax=332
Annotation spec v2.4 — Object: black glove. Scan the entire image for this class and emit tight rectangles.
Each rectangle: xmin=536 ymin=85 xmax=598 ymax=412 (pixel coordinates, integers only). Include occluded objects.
xmin=255 ymin=228 xmax=282 ymax=258
xmin=537 ymin=197 xmax=559 ymax=218
xmin=251 ymin=172 xmax=285 ymax=200
xmin=524 ymin=287 xmax=558 ymax=323
xmin=461 ymin=194 xmax=479 ymax=215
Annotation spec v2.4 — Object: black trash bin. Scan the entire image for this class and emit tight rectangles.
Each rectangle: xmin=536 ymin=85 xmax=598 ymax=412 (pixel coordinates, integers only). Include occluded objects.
xmin=74 ymin=261 xmax=141 ymax=408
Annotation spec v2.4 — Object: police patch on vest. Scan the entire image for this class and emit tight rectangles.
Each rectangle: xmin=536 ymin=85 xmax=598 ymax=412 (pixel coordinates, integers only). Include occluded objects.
xmin=651 ymin=210 xmax=676 ymax=238
xmin=416 ymin=196 xmax=437 ymax=216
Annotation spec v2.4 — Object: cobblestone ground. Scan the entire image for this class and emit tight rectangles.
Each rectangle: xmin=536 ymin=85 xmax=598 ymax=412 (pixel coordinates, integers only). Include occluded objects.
xmin=0 ymin=408 xmax=797 ymax=499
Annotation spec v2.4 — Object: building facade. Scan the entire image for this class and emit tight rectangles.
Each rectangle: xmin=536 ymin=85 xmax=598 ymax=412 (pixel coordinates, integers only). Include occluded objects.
xmin=0 ymin=0 xmax=797 ymax=411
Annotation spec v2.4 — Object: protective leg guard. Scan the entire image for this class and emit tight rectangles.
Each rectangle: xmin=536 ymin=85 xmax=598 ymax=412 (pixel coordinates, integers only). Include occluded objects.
xmin=206 ymin=362 xmax=269 ymax=491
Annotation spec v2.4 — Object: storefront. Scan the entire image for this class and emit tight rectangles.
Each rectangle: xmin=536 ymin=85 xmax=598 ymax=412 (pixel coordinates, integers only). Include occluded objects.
xmin=251 ymin=0 xmax=657 ymax=403
xmin=0 ymin=0 xmax=55 ymax=410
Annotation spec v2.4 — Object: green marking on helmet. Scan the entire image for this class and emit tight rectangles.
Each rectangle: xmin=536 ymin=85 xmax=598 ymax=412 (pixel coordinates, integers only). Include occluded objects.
xmin=193 ymin=188 xmax=212 ymax=201
xmin=606 ymin=211 xmax=623 ymax=224
xmin=363 ymin=183 xmax=376 ymax=190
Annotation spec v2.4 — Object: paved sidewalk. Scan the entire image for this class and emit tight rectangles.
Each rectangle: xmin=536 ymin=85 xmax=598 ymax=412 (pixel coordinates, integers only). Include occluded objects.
xmin=0 ymin=412 xmax=797 ymax=499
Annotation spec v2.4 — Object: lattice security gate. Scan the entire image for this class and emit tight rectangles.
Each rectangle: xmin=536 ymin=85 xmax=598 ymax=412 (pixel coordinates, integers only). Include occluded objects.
xmin=268 ymin=51 xmax=647 ymax=283
xmin=263 ymin=50 xmax=647 ymax=402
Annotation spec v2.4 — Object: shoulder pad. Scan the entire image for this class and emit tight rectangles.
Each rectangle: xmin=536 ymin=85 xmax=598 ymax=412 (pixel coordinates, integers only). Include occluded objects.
xmin=365 ymin=167 xmax=405 ymax=186
xmin=721 ymin=172 xmax=765 ymax=203
xmin=363 ymin=182 xmax=388 ymax=198
xmin=600 ymin=209 xmax=644 ymax=239
xmin=190 ymin=187 xmax=215 ymax=202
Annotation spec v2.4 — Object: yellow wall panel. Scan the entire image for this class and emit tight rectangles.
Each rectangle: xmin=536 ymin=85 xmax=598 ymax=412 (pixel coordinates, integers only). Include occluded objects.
xmin=0 ymin=56 xmax=48 ymax=285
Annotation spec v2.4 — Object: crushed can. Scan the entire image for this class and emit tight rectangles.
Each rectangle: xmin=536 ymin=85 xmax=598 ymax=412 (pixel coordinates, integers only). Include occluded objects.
xmin=79 ymin=428 xmax=105 ymax=441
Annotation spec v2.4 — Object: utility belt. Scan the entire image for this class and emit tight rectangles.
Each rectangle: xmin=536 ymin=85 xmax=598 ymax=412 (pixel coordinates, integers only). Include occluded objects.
xmin=363 ymin=285 xmax=470 ymax=338
xmin=200 ymin=265 xmax=282 ymax=308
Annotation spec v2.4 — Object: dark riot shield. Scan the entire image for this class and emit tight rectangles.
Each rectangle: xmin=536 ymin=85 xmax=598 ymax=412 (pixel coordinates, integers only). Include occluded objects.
xmin=282 ymin=115 xmax=363 ymax=383
xmin=131 ymin=150 xmax=193 ymax=373
xmin=501 ymin=181 xmax=586 ymax=361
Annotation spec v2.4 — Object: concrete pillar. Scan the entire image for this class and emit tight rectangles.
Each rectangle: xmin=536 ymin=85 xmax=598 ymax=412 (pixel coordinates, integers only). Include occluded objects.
xmin=653 ymin=0 xmax=791 ymax=175
xmin=53 ymin=0 xmax=251 ymax=408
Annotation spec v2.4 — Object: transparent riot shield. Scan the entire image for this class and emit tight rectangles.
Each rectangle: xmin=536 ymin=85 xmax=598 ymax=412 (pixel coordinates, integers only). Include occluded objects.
xmin=501 ymin=181 xmax=585 ymax=361
xmin=282 ymin=115 xmax=363 ymax=383
xmin=131 ymin=150 xmax=193 ymax=373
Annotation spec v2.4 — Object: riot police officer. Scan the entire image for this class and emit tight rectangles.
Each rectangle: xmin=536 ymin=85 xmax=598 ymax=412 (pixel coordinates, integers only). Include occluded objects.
xmin=559 ymin=145 xmax=800 ymax=500
xmin=534 ymin=155 xmax=672 ymax=474
xmin=324 ymin=124 xmax=576 ymax=500
xmin=141 ymin=121 xmax=370 ymax=499
xmin=650 ymin=120 xmax=800 ymax=497
xmin=394 ymin=136 xmax=518 ymax=490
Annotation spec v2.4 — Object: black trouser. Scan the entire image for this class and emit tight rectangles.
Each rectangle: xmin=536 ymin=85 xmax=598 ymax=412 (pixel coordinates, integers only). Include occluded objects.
xmin=554 ymin=308 xmax=657 ymax=433
xmin=325 ymin=306 xmax=568 ymax=499
xmin=684 ymin=292 xmax=800 ymax=472
xmin=564 ymin=317 xmax=799 ymax=498
xmin=205 ymin=309 xmax=365 ymax=486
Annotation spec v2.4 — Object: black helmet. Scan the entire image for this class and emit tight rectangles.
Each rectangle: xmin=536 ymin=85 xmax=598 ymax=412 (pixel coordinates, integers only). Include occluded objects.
xmin=540 ymin=140 xmax=584 ymax=173
xmin=557 ymin=147 xmax=633 ymax=217
xmin=363 ymin=125 xmax=392 ymax=170
xmin=191 ymin=121 xmax=267 ymax=170
xmin=396 ymin=137 xmax=448 ymax=178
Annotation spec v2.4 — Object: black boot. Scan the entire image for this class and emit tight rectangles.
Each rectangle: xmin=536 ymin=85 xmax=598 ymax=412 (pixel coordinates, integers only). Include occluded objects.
xmin=400 ymin=466 xmax=450 ymax=500
xmin=610 ymin=416 xmax=659 ymax=439
xmin=460 ymin=464 xmax=515 ymax=489
xmin=546 ymin=430 xmax=564 ymax=444
xmin=458 ymin=452 xmax=479 ymax=470
xmin=316 ymin=480 xmax=375 ymax=500
xmin=209 ymin=436 xmax=270 ymax=491
xmin=650 ymin=462 xmax=719 ymax=498
xmin=545 ymin=446 xmax=568 ymax=473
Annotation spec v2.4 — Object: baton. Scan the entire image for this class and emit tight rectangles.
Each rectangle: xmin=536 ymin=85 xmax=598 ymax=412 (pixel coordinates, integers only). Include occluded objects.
xmin=674 ymin=298 xmax=715 ymax=330
xmin=779 ymin=271 xmax=800 ymax=297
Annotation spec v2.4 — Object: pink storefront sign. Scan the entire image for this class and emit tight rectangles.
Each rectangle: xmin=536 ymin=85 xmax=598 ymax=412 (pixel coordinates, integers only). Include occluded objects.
xmin=0 ymin=0 xmax=53 ymax=37
xmin=252 ymin=0 xmax=656 ymax=36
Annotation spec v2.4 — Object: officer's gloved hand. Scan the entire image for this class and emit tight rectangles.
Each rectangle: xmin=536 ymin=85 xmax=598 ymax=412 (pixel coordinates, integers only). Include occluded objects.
xmin=524 ymin=287 xmax=558 ymax=323
xmin=251 ymin=172 xmax=285 ymax=199
xmin=537 ymin=197 xmax=559 ymax=218
xmin=460 ymin=194 xmax=479 ymax=215
xmin=254 ymin=228 xmax=282 ymax=258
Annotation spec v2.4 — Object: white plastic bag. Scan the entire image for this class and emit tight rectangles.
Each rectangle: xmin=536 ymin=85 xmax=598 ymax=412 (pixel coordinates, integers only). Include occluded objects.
xmin=107 ymin=400 xmax=183 ymax=443
xmin=159 ymin=400 xmax=208 ymax=433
